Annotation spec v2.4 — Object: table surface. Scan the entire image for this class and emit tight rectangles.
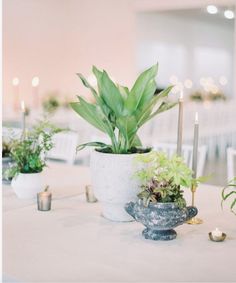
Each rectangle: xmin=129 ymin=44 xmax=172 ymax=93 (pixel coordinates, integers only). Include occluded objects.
xmin=3 ymin=162 xmax=236 ymax=283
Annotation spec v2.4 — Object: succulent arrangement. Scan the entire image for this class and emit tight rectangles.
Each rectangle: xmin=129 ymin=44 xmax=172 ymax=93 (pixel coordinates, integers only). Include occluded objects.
xmin=135 ymin=152 xmax=198 ymax=208
xmin=222 ymin=178 xmax=236 ymax=215
xmin=5 ymin=120 xmax=62 ymax=178
xmin=71 ymin=64 xmax=176 ymax=154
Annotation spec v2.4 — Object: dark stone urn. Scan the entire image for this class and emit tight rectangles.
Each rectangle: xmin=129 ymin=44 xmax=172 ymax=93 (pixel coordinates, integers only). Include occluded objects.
xmin=125 ymin=199 xmax=198 ymax=241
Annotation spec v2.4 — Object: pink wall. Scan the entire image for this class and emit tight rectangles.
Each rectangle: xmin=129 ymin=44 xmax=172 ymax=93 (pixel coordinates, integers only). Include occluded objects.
xmin=3 ymin=0 xmax=236 ymax=111
xmin=3 ymin=0 xmax=136 ymax=108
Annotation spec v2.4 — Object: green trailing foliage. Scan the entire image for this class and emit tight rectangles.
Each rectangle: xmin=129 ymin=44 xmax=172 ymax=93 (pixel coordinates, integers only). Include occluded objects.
xmin=70 ymin=64 xmax=176 ymax=154
xmin=222 ymin=178 xmax=236 ymax=215
xmin=135 ymin=151 xmax=202 ymax=208
xmin=5 ymin=120 xmax=63 ymax=178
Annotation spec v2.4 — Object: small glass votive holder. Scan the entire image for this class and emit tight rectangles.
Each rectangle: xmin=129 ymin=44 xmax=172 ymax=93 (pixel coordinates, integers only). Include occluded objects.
xmin=37 ymin=191 xmax=52 ymax=211
xmin=85 ymin=185 xmax=97 ymax=203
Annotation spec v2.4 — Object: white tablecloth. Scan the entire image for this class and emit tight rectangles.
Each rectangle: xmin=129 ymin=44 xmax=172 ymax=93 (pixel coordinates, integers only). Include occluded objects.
xmin=3 ymin=161 xmax=90 ymax=212
xmin=3 ymin=163 xmax=236 ymax=283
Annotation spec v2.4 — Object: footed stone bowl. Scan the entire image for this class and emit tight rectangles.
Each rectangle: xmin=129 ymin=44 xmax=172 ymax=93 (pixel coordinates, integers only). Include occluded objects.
xmin=125 ymin=200 xmax=198 ymax=241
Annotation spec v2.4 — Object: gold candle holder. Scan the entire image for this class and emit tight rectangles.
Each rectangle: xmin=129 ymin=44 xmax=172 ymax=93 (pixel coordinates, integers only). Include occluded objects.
xmin=186 ymin=184 xmax=203 ymax=225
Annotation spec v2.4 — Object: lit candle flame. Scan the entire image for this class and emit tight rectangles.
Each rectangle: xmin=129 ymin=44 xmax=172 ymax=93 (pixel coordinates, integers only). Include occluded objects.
xmin=179 ymin=90 xmax=183 ymax=100
xmin=195 ymin=112 xmax=198 ymax=123
xmin=12 ymin=77 xmax=20 ymax=86
xmin=32 ymin=76 xmax=39 ymax=87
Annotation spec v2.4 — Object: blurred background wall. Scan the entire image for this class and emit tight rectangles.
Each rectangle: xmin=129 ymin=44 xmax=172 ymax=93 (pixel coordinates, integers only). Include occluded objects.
xmin=3 ymin=0 xmax=136 ymax=107
xmin=137 ymin=10 xmax=234 ymax=96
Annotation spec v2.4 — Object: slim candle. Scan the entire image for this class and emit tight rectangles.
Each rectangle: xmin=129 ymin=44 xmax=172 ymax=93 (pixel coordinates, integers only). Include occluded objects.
xmin=21 ymin=100 xmax=26 ymax=138
xmin=32 ymin=76 xmax=40 ymax=109
xmin=192 ymin=112 xmax=199 ymax=178
xmin=12 ymin=77 xmax=20 ymax=112
xmin=176 ymin=90 xmax=183 ymax=156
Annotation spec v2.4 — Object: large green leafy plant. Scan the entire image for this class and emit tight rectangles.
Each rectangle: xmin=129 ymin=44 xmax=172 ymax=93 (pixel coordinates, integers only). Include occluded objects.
xmin=135 ymin=152 xmax=197 ymax=208
xmin=5 ymin=120 xmax=62 ymax=177
xmin=70 ymin=64 xmax=176 ymax=154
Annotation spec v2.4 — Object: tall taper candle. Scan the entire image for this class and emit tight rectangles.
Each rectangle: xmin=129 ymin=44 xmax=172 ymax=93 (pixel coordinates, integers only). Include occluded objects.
xmin=32 ymin=76 xmax=40 ymax=109
xmin=21 ymin=100 xmax=26 ymax=138
xmin=13 ymin=77 xmax=20 ymax=112
xmin=192 ymin=112 xmax=199 ymax=178
xmin=176 ymin=90 xmax=183 ymax=156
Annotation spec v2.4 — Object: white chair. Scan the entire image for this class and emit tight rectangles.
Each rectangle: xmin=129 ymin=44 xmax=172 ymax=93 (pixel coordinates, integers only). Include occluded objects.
xmin=47 ymin=132 xmax=79 ymax=165
xmin=2 ymin=127 xmax=22 ymax=140
xmin=152 ymin=143 xmax=207 ymax=177
xmin=227 ymin=147 xmax=236 ymax=182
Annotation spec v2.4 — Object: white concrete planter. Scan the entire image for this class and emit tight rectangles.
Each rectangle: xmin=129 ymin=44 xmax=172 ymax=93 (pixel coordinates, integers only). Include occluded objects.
xmin=90 ymin=150 xmax=150 ymax=222
xmin=11 ymin=172 xmax=44 ymax=199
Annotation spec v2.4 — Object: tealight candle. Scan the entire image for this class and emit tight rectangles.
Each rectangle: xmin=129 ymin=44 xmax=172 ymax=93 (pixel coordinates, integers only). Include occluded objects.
xmin=85 ymin=185 xmax=97 ymax=203
xmin=32 ymin=76 xmax=40 ymax=109
xmin=37 ymin=187 xmax=52 ymax=211
xmin=212 ymin=228 xmax=222 ymax=239
xmin=21 ymin=100 xmax=26 ymax=138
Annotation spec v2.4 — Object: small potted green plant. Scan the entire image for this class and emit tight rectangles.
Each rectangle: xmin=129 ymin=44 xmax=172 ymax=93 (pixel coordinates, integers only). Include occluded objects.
xmin=7 ymin=120 xmax=62 ymax=199
xmin=70 ymin=63 xmax=176 ymax=221
xmin=222 ymin=178 xmax=236 ymax=215
xmin=125 ymin=152 xmax=198 ymax=240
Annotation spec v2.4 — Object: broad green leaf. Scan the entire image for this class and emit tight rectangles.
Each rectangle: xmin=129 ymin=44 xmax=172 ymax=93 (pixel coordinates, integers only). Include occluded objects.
xmin=76 ymin=73 xmax=98 ymax=98
xmin=131 ymin=134 xmax=142 ymax=147
xmin=93 ymin=67 xmax=123 ymax=116
xmin=77 ymin=72 xmax=111 ymax=118
xmin=70 ymin=98 xmax=107 ymax=133
xmin=124 ymin=64 xmax=158 ymax=113
xmin=117 ymin=84 xmax=129 ymax=101
xmin=116 ymin=116 xmax=137 ymax=149
xmin=77 ymin=142 xmax=109 ymax=152
xmin=139 ymin=101 xmax=177 ymax=127
xmin=92 ymin=65 xmax=103 ymax=82
xmin=135 ymin=85 xmax=174 ymax=126
xmin=137 ymin=79 xmax=157 ymax=110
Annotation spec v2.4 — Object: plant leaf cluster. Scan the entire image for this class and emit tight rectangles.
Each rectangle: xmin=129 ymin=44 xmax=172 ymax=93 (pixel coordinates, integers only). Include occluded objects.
xmin=135 ymin=151 xmax=196 ymax=208
xmin=70 ymin=64 xmax=176 ymax=154
xmin=5 ymin=120 xmax=63 ymax=177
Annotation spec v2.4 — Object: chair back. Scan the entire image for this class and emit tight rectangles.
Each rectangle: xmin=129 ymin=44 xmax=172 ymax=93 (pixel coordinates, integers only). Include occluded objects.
xmin=47 ymin=132 xmax=79 ymax=164
xmin=2 ymin=127 xmax=22 ymax=140
xmin=227 ymin=147 xmax=236 ymax=182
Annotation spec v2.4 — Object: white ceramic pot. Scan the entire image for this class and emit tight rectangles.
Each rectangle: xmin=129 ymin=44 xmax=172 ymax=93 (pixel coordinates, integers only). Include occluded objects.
xmin=90 ymin=150 xmax=149 ymax=222
xmin=11 ymin=172 xmax=44 ymax=199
